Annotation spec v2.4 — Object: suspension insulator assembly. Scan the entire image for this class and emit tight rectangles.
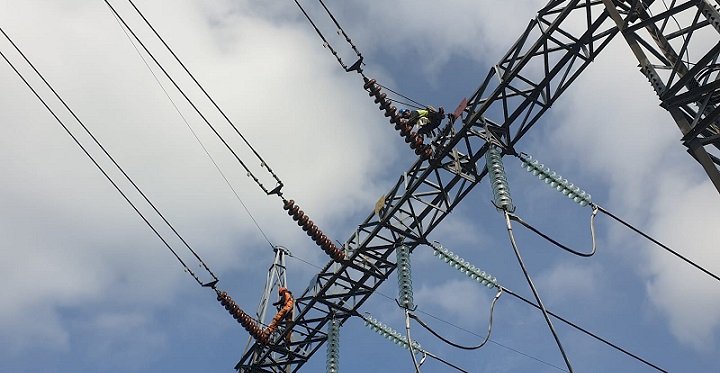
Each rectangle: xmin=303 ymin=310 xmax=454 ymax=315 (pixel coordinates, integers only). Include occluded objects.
xmin=396 ymin=245 xmax=415 ymax=310
xmin=326 ymin=318 xmax=341 ymax=373
xmin=216 ymin=290 xmax=268 ymax=344
xmin=283 ymin=199 xmax=345 ymax=262
xmin=485 ymin=146 xmax=515 ymax=212
xmin=363 ymin=77 xmax=433 ymax=159
xmin=363 ymin=313 xmax=424 ymax=352
xmin=430 ymin=241 xmax=498 ymax=288
xmin=518 ymin=153 xmax=592 ymax=206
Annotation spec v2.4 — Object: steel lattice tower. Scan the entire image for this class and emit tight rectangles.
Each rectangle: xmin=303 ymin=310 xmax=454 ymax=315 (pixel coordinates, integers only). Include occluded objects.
xmin=236 ymin=1 xmax=720 ymax=371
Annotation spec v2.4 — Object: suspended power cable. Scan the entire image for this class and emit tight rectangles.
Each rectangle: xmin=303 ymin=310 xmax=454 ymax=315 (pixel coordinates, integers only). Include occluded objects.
xmin=595 ymin=205 xmax=720 ymax=283
xmin=109 ymin=8 xmax=275 ymax=249
xmin=123 ymin=0 xmax=284 ymax=196
xmin=284 ymin=252 xmax=568 ymax=372
xmin=113 ymin=0 xmax=350 ymax=263
xmin=410 ymin=288 xmax=502 ymax=351
xmin=103 ymin=0 xmax=282 ymax=197
xmin=0 ymin=29 xmax=214 ymax=286
xmin=501 ymin=287 xmax=668 ymax=372
xmin=508 ymin=209 xmax=598 ymax=257
xmin=515 ymin=152 xmax=720 ymax=283
xmin=405 ymin=309 xmax=422 ymax=373
xmin=291 ymin=0 xmax=363 ymax=73
xmin=504 ymin=210 xmax=574 ymax=372
xmin=486 ymin=146 xmax=574 ymax=372
xmin=316 ymin=0 xmax=363 ymax=63
xmin=376 ymin=82 xmax=429 ymax=109
xmin=358 ymin=312 xmax=467 ymax=373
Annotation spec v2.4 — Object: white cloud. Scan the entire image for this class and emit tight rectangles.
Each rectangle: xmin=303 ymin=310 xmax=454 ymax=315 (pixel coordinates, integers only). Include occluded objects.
xmin=644 ymin=176 xmax=720 ymax=351
xmin=536 ymin=262 xmax=602 ymax=304
xmin=415 ymin=279 xmax=496 ymax=328
xmin=0 ymin=0 xmax=398 ymax=358
xmin=543 ymin=35 xmax=720 ymax=352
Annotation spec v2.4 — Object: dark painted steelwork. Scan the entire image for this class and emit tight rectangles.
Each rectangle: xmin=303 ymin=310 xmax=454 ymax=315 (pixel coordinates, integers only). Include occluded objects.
xmin=236 ymin=1 xmax=618 ymax=371
xmin=602 ymin=0 xmax=720 ymax=191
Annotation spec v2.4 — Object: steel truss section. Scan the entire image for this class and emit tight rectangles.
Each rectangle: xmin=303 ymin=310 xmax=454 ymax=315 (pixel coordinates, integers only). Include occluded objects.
xmin=602 ymin=0 xmax=720 ymax=191
xmin=236 ymin=1 xmax=618 ymax=371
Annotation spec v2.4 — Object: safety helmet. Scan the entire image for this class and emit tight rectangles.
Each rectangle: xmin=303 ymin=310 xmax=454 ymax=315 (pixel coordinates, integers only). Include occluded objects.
xmin=399 ymin=108 xmax=410 ymax=115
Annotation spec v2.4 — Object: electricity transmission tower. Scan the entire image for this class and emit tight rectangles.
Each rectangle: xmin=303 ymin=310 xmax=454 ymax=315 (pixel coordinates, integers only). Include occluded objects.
xmin=236 ymin=1 xmax=720 ymax=371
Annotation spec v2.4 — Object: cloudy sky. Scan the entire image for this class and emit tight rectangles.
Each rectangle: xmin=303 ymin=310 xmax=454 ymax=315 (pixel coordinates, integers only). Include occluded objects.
xmin=1 ymin=0 xmax=719 ymax=372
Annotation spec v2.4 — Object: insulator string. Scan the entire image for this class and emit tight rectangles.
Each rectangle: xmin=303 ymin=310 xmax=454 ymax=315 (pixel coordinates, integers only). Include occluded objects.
xmin=326 ymin=317 xmax=340 ymax=373
xmin=363 ymin=77 xmax=434 ymax=158
xmin=517 ymin=152 xmax=592 ymax=206
xmin=282 ymin=199 xmax=345 ymax=262
xmin=358 ymin=312 xmax=469 ymax=373
xmin=396 ymin=245 xmax=415 ymax=310
xmin=429 ymin=241 xmax=498 ymax=287
xmin=216 ymin=287 xmax=294 ymax=345
xmin=486 ymin=146 xmax=515 ymax=211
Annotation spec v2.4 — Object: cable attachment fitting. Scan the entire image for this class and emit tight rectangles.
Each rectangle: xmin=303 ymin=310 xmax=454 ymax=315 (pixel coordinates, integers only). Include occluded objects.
xmin=363 ymin=77 xmax=433 ymax=159
xmin=485 ymin=146 xmax=515 ymax=212
xmin=396 ymin=245 xmax=415 ymax=310
xmin=216 ymin=290 xmax=267 ymax=344
xmin=518 ymin=153 xmax=592 ymax=206
xmin=283 ymin=199 xmax=345 ymax=262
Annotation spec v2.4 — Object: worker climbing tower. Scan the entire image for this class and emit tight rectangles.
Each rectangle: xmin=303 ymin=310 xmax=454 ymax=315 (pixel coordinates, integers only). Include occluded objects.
xmin=240 ymin=246 xmax=294 ymax=371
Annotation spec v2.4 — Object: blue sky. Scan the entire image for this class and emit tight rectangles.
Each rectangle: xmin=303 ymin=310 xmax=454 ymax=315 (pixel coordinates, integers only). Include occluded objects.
xmin=1 ymin=1 xmax=719 ymax=372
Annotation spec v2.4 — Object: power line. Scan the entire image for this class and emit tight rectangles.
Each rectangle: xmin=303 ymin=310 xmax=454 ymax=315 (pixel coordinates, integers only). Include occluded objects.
xmin=0 ymin=27 xmax=215 ymax=286
xmin=103 ymin=0 xmax=282 ymax=197
xmin=501 ymin=287 xmax=668 ymax=372
xmin=410 ymin=288 xmax=502 ymax=350
xmin=283 ymin=253 xmax=568 ymax=372
xmin=122 ymin=0 xmax=284 ymax=196
xmin=596 ymin=205 xmax=720 ymax=283
xmin=108 ymin=7 xmax=275 ymax=249
xmin=504 ymin=210 xmax=574 ymax=372
xmin=508 ymin=207 xmax=599 ymax=257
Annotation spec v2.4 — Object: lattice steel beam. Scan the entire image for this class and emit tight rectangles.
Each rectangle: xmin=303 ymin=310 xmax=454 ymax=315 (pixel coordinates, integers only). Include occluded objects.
xmin=602 ymin=0 xmax=720 ymax=191
xmin=236 ymin=1 xmax=618 ymax=371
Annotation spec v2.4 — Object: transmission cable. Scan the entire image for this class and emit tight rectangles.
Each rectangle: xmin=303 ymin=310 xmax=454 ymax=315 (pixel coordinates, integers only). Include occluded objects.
xmin=405 ymin=309 xmax=423 ymax=373
xmin=410 ymin=287 xmax=502 ymax=350
xmin=595 ymin=205 xmax=720 ymax=283
xmin=355 ymin=312 xmax=468 ymax=373
xmin=0 ymin=28 xmax=215 ymax=286
xmin=502 ymin=286 xmax=668 ymax=372
xmin=104 ymin=0 xmax=283 ymax=197
xmin=513 ymin=151 xmax=720 ymax=283
xmin=504 ymin=210 xmax=574 ymax=372
xmin=285 ymin=253 xmax=569 ymax=372
xmin=122 ymin=0 xmax=284 ymax=195
xmin=109 ymin=7 xmax=275 ymax=248
xmin=508 ymin=208 xmax=598 ymax=257
xmin=291 ymin=0 xmax=363 ymax=73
